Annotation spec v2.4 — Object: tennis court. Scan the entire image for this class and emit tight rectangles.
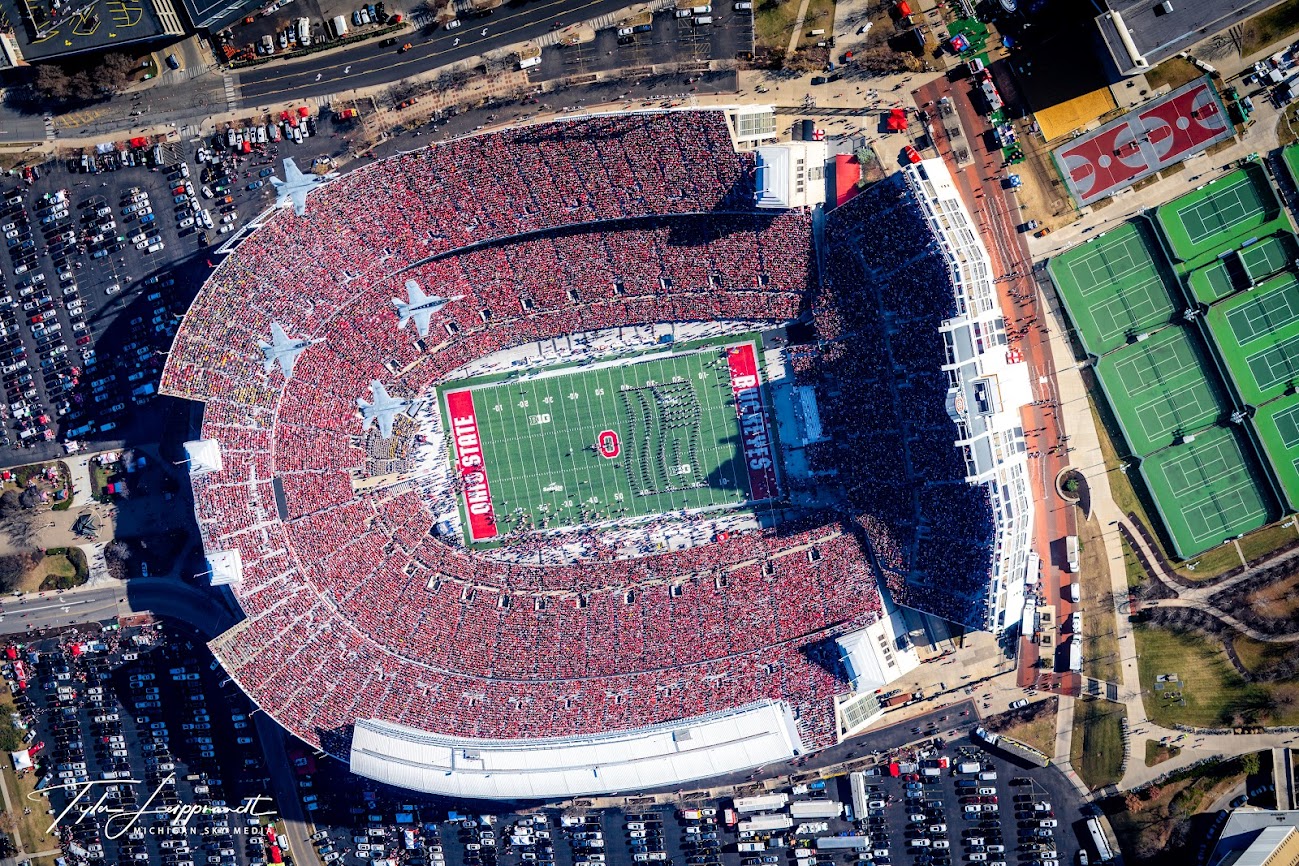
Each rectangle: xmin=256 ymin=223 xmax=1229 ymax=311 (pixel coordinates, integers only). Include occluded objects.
xmin=1140 ymin=425 xmax=1275 ymax=558
xmin=1239 ymin=232 xmax=1298 ymax=283
xmin=1157 ymin=162 xmax=1280 ymax=262
xmin=1048 ymin=221 xmax=1177 ymax=356
xmin=1187 ymin=260 xmax=1237 ymax=305
xmin=1252 ymin=399 xmax=1299 ymax=511
xmin=1205 ymin=271 xmax=1299 ymax=405
xmin=1094 ymin=326 xmax=1227 ymax=455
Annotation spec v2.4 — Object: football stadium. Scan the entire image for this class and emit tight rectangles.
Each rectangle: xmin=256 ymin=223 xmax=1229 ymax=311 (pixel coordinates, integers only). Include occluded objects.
xmin=162 ymin=111 xmax=1036 ymax=799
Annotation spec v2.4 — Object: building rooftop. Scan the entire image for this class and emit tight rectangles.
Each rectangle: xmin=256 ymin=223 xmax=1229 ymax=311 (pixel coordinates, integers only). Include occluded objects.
xmin=1096 ymin=0 xmax=1285 ymax=76
xmin=0 ymin=0 xmax=183 ymax=62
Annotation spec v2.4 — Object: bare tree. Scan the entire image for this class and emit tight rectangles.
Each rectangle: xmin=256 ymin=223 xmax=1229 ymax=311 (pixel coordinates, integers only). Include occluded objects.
xmin=32 ymin=64 xmax=71 ymax=100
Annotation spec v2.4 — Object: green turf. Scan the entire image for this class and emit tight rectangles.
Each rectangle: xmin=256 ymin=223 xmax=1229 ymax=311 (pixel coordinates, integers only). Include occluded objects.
xmin=439 ymin=339 xmax=768 ymax=544
xmin=1205 ymin=270 xmax=1299 ymax=405
xmin=1284 ymin=144 xmax=1299 ymax=194
xmin=1139 ymin=425 xmax=1276 ymax=558
xmin=1093 ymin=325 xmax=1229 ymax=455
xmin=1156 ymin=163 xmax=1280 ymax=263
xmin=1187 ymin=259 xmax=1239 ymax=305
xmin=1047 ymin=220 xmax=1177 ymax=356
xmin=1250 ymin=400 xmax=1299 ymax=512
xmin=1239 ymin=232 xmax=1299 ymax=283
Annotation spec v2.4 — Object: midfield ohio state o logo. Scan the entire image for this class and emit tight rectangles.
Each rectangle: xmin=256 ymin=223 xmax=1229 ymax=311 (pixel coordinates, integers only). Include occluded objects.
xmin=597 ymin=430 xmax=620 ymax=459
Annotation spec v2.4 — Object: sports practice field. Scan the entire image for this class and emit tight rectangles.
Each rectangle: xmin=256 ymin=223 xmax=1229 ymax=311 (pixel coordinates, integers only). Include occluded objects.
xmin=439 ymin=339 xmax=779 ymax=544
xmin=1156 ymin=163 xmax=1279 ymax=262
xmin=1094 ymin=326 xmax=1227 ymax=455
xmin=1252 ymin=399 xmax=1299 ymax=511
xmin=1140 ymin=425 xmax=1274 ymax=558
xmin=1047 ymin=221 xmax=1176 ymax=355
xmin=1206 ymin=271 xmax=1299 ymax=405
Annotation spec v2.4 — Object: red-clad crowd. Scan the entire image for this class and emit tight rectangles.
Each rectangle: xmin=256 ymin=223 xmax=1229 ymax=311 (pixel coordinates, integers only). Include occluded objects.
xmin=169 ymin=111 xmax=890 ymax=755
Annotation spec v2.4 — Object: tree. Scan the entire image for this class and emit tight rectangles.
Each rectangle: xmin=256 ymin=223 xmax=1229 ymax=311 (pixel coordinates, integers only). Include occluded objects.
xmin=0 ymin=723 xmax=20 ymax=752
xmin=32 ymin=63 xmax=71 ymax=100
xmin=0 ymin=552 xmax=37 ymax=592
xmin=69 ymin=71 xmax=98 ymax=102
xmin=97 ymin=53 xmax=135 ymax=93
xmin=1240 ymin=752 xmax=1261 ymax=776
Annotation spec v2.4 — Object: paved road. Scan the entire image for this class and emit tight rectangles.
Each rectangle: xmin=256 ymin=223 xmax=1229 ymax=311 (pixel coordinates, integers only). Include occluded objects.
xmin=0 ymin=577 xmax=235 ymax=636
xmin=236 ymin=0 xmax=643 ymax=107
xmin=0 ymin=584 xmax=123 ymax=634
xmin=254 ymin=709 xmax=320 ymax=866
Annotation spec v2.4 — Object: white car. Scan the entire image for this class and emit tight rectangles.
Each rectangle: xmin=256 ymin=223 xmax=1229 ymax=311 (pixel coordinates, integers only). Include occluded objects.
xmin=146 ymin=242 xmax=165 ymax=253
xmin=178 ymin=217 xmax=195 ymax=229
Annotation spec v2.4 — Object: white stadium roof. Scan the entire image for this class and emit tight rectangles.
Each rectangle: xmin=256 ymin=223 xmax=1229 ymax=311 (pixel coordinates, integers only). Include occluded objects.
xmin=350 ymin=700 xmax=804 ymax=800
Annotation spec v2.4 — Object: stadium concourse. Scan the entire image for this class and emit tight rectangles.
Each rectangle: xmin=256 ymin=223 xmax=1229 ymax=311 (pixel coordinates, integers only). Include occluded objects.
xmin=160 ymin=110 xmax=1032 ymax=800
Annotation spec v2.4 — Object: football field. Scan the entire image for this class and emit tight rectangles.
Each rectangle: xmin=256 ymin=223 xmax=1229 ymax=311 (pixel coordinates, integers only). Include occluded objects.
xmin=440 ymin=340 xmax=780 ymax=544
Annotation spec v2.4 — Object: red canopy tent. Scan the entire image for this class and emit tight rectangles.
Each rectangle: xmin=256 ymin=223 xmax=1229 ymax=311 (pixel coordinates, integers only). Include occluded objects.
xmin=887 ymin=108 xmax=908 ymax=132
xmin=896 ymin=0 xmax=911 ymax=15
xmin=834 ymin=153 xmax=861 ymax=207
xmin=297 ymin=106 xmax=310 ymax=117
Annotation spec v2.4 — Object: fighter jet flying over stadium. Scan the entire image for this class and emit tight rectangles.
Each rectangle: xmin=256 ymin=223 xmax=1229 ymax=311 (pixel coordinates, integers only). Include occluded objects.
xmin=257 ymin=323 xmax=317 ymax=379
xmin=393 ymin=280 xmax=462 ymax=338
xmin=271 ymin=157 xmax=338 ymax=216
xmin=358 ymin=380 xmax=420 ymax=439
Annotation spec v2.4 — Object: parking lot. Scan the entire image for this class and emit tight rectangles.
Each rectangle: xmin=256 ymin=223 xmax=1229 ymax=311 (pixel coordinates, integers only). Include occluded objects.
xmin=293 ymin=713 xmax=1086 ymax=866
xmin=536 ymin=6 xmax=751 ymax=79
xmin=4 ymin=620 xmax=275 ymax=866
xmin=0 ymin=119 xmax=343 ymax=467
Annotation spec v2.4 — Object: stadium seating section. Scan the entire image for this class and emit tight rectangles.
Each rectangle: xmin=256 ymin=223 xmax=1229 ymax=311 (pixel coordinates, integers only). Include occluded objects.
xmin=164 ymin=111 xmax=988 ymax=756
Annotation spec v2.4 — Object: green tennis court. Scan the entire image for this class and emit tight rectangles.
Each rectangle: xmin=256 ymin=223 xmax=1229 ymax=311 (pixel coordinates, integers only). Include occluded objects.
xmin=1094 ymin=326 xmax=1228 ymax=455
xmin=1157 ymin=162 xmax=1280 ymax=262
xmin=1252 ymin=400 xmax=1299 ymax=511
xmin=1140 ymin=425 xmax=1275 ymax=558
xmin=1205 ymin=271 xmax=1299 ymax=405
xmin=1239 ymin=232 xmax=1298 ymax=283
xmin=1047 ymin=220 xmax=1177 ymax=355
xmin=1187 ymin=260 xmax=1237 ymax=304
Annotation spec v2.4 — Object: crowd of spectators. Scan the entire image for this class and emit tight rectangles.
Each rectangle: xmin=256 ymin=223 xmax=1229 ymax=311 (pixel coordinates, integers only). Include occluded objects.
xmin=812 ymin=178 xmax=997 ymax=629
xmin=170 ymin=110 xmax=890 ymax=755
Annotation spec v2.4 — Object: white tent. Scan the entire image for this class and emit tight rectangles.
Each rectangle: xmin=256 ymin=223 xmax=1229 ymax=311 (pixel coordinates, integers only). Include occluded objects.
xmin=9 ymin=749 xmax=31 ymax=771
xmin=184 ymin=439 xmax=224 ymax=475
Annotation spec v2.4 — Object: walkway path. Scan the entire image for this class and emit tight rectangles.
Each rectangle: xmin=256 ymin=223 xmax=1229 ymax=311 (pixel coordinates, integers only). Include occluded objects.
xmin=784 ymin=0 xmax=815 ymax=59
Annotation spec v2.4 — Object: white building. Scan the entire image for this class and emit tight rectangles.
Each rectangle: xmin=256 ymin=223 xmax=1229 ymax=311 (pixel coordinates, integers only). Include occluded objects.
xmin=901 ymin=159 xmax=1037 ymax=634
xmin=754 ymin=142 xmax=827 ymax=210
xmin=349 ymin=700 xmax=803 ymax=800
xmin=834 ymin=603 xmax=921 ymax=737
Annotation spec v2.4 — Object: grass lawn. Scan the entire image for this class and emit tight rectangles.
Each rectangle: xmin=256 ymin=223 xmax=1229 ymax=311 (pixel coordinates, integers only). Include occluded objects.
xmin=996 ymin=701 xmax=1059 ymax=756
xmin=1242 ymin=0 xmax=1299 ymax=57
xmin=1280 ymin=102 xmax=1299 ymax=147
xmin=1078 ymin=515 xmax=1120 ymax=683
xmin=1144 ymin=57 xmax=1201 ymax=92
xmin=1122 ymin=535 xmax=1146 ymax=588
xmin=1144 ymin=739 xmax=1182 ymax=767
xmin=1233 ymin=634 xmax=1293 ymax=676
xmin=792 ymin=0 xmax=835 ymax=52
xmin=1134 ymin=623 xmax=1299 ymax=727
xmin=1107 ymin=757 xmax=1252 ymax=863
xmin=1071 ymin=697 xmax=1126 ymax=790
xmin=754 ymin=0 xmax=802 ymax=54
xmin=1178 ymin=541 xmax=1245 ymax=581
xmin=1238 ymin=520 xmax=1299 ymax=563
xmin=0 ymin=694 xmax=60 ymax=858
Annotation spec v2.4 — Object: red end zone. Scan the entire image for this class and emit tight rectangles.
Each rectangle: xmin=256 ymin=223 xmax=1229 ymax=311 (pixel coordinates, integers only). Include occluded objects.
xmin=726 ymin=343 xmax=779 ymax=501
xmin=445 ymin=389 xmax=498 ymax=541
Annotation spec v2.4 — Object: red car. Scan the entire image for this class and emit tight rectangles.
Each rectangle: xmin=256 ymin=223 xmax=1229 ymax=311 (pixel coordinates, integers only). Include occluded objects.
xmin=28 ymin=314 xmax=42 ymax=324
xmin=903 ymin=145 xmax=922 ymax=164
xmin=76 ymin=335 xmax=92 ymax=346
